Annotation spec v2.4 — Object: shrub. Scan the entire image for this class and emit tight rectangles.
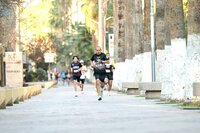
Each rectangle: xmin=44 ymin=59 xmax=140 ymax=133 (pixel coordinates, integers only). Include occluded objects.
xmin=35 ymin=68 xmax=48 ymax=81
xmin=25 ymin=68 xmax=47 ymax=82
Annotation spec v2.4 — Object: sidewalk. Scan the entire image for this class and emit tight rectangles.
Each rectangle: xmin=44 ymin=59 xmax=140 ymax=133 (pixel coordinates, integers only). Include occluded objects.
xmin=0 ymin=82 xmax=200 ymax=133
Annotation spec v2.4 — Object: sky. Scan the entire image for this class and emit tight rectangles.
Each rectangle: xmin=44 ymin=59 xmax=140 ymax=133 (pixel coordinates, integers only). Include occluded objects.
xmin=23 ymin=0 xmax=41 ymax=7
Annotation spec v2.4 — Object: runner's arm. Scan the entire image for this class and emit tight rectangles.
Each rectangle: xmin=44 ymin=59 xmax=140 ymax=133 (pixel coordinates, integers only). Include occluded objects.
xmin=102 ymin=54 xmax=110 ymax=64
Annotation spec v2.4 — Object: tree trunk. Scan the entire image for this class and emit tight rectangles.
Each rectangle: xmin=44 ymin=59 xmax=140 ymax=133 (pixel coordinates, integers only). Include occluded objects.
xmin=161 ymin=0 xmax=187 ymax=100
xmin=114 ymin=0 xmax=126 ymax=62
xmin=165 ymin=0 xmax=186 ymax=39
xmin=155 ymin=0 xmax=166 ymax=49
xmin=143 ymin=0 xmax=151 ymax=52
xmin=0 ymin=2 xmax=16 ymax=49
xmin=0 ymin=2 xmax=16 ymax=86
xmin=113 ymin=0 xmax=118 ymax=61
xmin=186 ymin=0 xmax=200 ymax=99
xmin=134 ymin=0 xmax=143 ymax=55
xmin=188 ymin=0 xmax=200 ymax=34
xmin=125 ymin=0 xmax=134 ymax=59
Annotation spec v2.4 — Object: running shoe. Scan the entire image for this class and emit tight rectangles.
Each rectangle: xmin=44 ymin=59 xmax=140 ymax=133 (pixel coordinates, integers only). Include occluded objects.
xmin=74 ymin=91 xmax=78 ymax=97
xmin=108 ymin=91 xmax=111 ymax=96
xmin=98 ymin=97 xmax=102 ymax=101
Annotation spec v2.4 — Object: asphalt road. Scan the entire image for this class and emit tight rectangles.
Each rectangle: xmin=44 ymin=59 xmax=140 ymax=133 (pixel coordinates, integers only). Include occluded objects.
xmin=0 ymin=82 xmax=200 ymax=133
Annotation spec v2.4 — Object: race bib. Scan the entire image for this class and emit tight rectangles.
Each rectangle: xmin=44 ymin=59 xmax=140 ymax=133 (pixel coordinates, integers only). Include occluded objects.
xmin=80 ymin=75 xmax=85 ymax=79
xmin=105 ymin=69 xmax=111 ymax=73
xmin=95 ymin=62 xmax=105 ymax=70
xmin=74 ymin=70 xmax=79 ymax=73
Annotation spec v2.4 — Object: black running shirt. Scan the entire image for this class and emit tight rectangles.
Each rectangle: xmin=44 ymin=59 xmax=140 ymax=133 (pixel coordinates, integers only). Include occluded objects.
xmin=91 ymin=53 xmax=108 ymax=74
xmin=71 ymin=62 xmax=82 ymax=76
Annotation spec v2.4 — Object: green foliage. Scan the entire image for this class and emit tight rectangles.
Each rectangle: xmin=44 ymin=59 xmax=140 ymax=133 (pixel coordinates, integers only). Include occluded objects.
xmin=106 ymin=0 xmax=114 ymax=26
xmin=23 ymin=36 xmax=56 ymax=69
xmin=25 ymin=68 xmax=48 ymax=82
xmin=36 ymin=61 xmax=49 ymax=71
xmin=48 ymin=0 xmax=94 ymax=67
xmin=21 ymin=0 xmax=56 ymax=71
xmin=107 ymin=0 xmax=113 ymax=17
xmin=58 ymin=22 xmax=94 ymax=66
xmin=49 ymin=0 xmax=72 ymax=29
xmin=182 ymin=101 xmax=200 ymax=107
xmin=21 ymin=0 xmax=52 ymax=39
xmin=25 ymin=70 xmax=35 ymax=82
xmin=81 ymin=0 xmax=98 ymax=32
xmin=35 ymin=68 xmax=48 ymax=81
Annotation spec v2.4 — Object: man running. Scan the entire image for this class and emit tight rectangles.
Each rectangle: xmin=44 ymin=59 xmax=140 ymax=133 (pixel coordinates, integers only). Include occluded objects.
xmin=90 ymin=46 xmax=109 ymax=101
xmin=71 ymin=56 xmax=82 ymax=97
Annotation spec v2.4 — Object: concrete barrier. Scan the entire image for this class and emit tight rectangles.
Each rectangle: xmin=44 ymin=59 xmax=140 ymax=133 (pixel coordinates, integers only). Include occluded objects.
xmin=31 ymin=85 xmax=42 ymax=96
xmin=12 ymin=88 xmax=20 ymax=104
xmin=17 ymin=88 xmax=24 ymax=102
xmin=0 ymin=85 xmax=43 ymax=109
xmin=0 ymin=89 xmax=6 ymax=109
xmin=44 ymin=81 xmax=56 ymax=89
xmin=5 ymin=88 xmax=13 ymax=106
xmin=22 ymin=87 xmax=29 ymax=100
xmin=122 ymin=82 xmax=140 ymax=95
xmin=193 ymin=82 xmax=200 ymax=96
xmin=26 ymin=81 xmax=57 ymax=89
xmin=139 ymin=82 xmax=162 ymax=99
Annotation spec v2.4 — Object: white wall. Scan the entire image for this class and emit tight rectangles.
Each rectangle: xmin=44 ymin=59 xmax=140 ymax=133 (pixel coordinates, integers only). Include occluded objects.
xmin=113 ymin=36 xmax=200 ymax=100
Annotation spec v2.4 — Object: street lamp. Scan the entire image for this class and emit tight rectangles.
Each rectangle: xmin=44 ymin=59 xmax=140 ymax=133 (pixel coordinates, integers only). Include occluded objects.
xmin=150 ymin=0 xmax=156 ymax=82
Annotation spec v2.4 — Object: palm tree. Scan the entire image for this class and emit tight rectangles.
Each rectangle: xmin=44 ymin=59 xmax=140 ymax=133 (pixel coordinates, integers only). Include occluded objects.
xmin=186 ymin=0 xmax=200 ymax=99
xmin=125 ymin=0 xmax=134 ymax=59
xmin=168 ymin=0 xmax=186 ymax=100
xmin=81 ymin=0 xmax=98 ymax=51
xmin=0 ymin=0 xmax=17 ymax=86
xmin=114 ymin=0 xmax=126 ymax=62
xmin=143 ymin=0 xmax=151 ymax=52
xmin=155 ymin=0 xmax=166 ymax=49
xmin=165 ymin=0 xmax=186 ymax=39
xmin=134 ymin=0 xmax=143 ymax=55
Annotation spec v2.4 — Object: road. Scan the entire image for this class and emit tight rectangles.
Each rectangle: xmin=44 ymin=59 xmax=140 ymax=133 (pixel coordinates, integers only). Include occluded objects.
xmin=0 ymin=82 xmax=200 ymax=133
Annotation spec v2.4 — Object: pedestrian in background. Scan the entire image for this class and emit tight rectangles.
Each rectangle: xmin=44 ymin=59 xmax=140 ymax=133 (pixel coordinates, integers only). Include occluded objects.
xmin=66 ymin=67 xmax=71 ymax=86
xmin=60 ymin=70 xmax=67 ymax=85
xmin=80 ymin=60 xmax=87 ymax=94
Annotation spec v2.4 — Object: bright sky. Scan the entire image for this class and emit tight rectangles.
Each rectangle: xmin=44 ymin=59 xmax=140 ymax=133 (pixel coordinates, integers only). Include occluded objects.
xmin=23 ymin=0 xmax=41 ymax=7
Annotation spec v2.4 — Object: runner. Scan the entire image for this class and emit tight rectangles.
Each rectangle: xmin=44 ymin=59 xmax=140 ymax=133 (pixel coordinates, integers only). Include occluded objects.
xmin=90 ymin=46 xmax=109 ymax=101
xmin=71 ymin=56 xmax=82 ymax=97
xmin=60 ymin=70 xmax=67 ymax=85
xmin=66 ymin=67 xmax=71 ymax=86
xmin=105 ymin=53 xmax=115 ymax=96
xmin=80 ymin=60 xmax=87 ymax=94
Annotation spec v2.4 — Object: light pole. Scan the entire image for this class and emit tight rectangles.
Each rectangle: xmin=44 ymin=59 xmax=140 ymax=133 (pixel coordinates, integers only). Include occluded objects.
xmin=150 ymin=0 xmax=156 ymax=82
